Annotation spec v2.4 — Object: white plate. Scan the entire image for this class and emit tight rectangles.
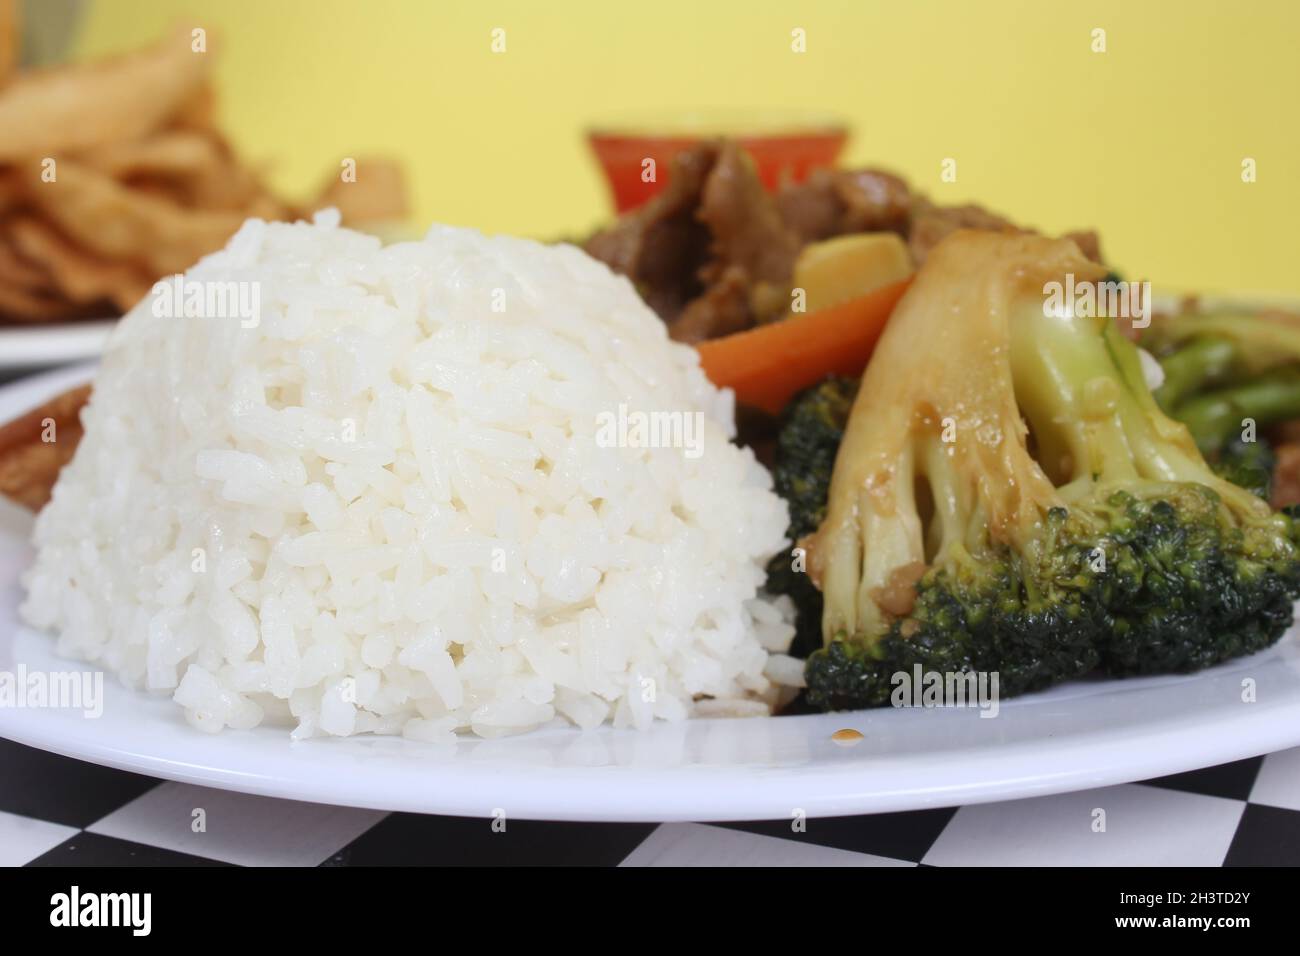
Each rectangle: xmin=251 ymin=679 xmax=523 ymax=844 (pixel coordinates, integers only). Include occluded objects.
xmin=3 ymin=365 xmax=1300 ymax=822
xmin=0 ymin=320 xmax=116 ymax=373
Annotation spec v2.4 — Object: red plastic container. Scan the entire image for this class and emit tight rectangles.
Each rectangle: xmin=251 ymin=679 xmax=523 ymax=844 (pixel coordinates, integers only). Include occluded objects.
xmin=588 ymin=116 xmax=848 ymax=213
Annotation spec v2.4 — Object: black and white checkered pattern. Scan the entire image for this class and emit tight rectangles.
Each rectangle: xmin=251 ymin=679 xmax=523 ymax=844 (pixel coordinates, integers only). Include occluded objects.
xmin=3 ymin=736 xmax=1297 ymax=866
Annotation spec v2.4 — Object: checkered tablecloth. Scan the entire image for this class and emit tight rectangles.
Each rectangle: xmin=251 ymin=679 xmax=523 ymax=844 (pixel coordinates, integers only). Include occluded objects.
xmin=2 ymin=736 xmax=1297 ymax=866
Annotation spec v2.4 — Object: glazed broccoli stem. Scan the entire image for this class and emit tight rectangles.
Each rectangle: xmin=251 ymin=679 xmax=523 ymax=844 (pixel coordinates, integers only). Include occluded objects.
xmin=829 ymin=440 xmax=925 ymax=642
xmin=1008 ymin=302 xmax=1227 ymax=498
xmin=1172 ymin=368 xmax=1300 ymax=456
xmin=814 ymin=232 xmax=1081 ymax=646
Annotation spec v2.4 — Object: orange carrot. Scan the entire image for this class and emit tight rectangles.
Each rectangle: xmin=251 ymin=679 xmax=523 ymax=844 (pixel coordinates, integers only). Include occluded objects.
xmin=696 ymin=277 xmax=913 ymax=414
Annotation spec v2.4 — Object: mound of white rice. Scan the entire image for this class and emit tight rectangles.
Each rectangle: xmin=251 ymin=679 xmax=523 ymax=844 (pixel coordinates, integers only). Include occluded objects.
xmin=21 ymin=211 xmax=795 ymax=739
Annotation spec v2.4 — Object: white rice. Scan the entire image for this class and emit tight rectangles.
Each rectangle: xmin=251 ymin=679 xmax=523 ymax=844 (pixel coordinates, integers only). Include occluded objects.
xmin=20 ymin=211 xmax=794 ymax=739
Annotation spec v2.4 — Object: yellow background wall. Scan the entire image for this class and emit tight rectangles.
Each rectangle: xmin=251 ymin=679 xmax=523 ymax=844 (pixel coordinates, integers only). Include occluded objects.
xmin=73 ymin=0 xmax=1298 ymax=295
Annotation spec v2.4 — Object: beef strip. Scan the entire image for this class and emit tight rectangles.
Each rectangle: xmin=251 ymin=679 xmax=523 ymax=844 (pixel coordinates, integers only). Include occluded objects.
xmin=688 ymin=142 xmax=804 ymax=331
xmin=584 ymin=142 xmax=718 ymax=320
xmin=906 ymin=199 xmax=1103 ymax=267
xmin=668 ymin=264 xmax=753 ymax=344
xmin=697 ymin=141 xmax=802 ymax=288
xmin=777 ymin=167 xmax=912 ymax=243
xmin=586 ymin=138 xmax=1104 ymax=342
xmin=906 ymin=200 xmax=1019 ymax=265
xmin=774 ymin=170 xmax=842 ymax=242
xmin=588 ymin=140 xmax=803 ymax=341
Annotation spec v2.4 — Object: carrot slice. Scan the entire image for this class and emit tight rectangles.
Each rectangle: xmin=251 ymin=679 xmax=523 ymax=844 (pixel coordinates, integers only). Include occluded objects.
xmin=696 ymin=276 xmax=913 ymax=414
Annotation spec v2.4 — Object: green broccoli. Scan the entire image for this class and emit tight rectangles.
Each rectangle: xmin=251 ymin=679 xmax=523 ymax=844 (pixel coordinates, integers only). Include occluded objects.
xmin=802 ymin=232 xmax=1300 ymax=711
xmin=1212 ymin=435 xmax=1276 ymax=501
xmin=764 ymin=377 xmax=857 ymax=658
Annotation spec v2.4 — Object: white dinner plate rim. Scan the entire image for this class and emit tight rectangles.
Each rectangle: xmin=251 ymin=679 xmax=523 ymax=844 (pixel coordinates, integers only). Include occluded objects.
xmin=0 ymin=319 xmax=117 ymax=372
xmin=3 ymin=341 xmax=1300 ymax=821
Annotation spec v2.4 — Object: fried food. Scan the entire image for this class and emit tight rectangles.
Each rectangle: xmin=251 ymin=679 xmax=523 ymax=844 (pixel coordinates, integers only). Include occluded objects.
xmin=315 ymin=157 xmax=408 ymax=225
xmin=0 ymin=385 xmax=90 ymax=510
xmin=0 ymin=26 xmax=406 ymax=325
xmin=0 ymin=0 xmax=19 ymax=89
xmin=8 ymin=215 xmax=149 ymax=308
xmin=0 ymin=230 xmax=51 ymax=291
xmin=0 ymin=26 xmax=208 ymax=162
xmin=15 ymin=157 xmax=253 ymax=277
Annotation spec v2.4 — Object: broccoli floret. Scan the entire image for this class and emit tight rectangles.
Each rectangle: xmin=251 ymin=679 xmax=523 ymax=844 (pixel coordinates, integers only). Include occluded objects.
xmin=1212 ymin=435 xmax=1276 ymax=500
xmin=764 ymin=377 xmax=857 ymax=658
xmin=770 ymin=377 xmax=858 ymax=539
xmin=803 ymin=232 xmax=1300 ymax=711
